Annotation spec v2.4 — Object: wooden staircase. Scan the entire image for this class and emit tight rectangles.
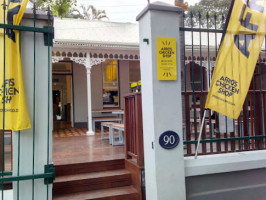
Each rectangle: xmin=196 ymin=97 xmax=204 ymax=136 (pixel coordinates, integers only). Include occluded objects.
xmin=53 ymin=159 xmax=141 ymax=200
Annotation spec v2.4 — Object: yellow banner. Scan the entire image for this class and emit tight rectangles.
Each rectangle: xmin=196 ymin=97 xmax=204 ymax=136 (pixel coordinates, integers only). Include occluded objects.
xmin=205 ymin=0 xmax=266 ymax=119
xmin=157 ymin=37 xmax=177 ymax=80
xmin=0 ymin=0 xmax=31 ymax=131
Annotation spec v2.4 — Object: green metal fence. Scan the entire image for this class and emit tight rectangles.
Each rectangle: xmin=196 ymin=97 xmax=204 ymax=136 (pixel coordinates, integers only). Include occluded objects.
xmin=0 ymin=2 xmax=54 ymax=199
xmin=181 ymin=11 xmax=266 ymax=156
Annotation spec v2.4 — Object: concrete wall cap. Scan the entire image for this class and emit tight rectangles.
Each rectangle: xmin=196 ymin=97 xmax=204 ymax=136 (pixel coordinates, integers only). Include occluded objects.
xmin=136 ymin=1 xmax=182 ymax=21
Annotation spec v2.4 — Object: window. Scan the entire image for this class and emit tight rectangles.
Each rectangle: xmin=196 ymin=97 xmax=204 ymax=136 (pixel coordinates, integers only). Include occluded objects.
xmin=102 ymin=60 xmax=119 ymax=107
xmin=52 ymin=62 xmax=72 ymax=74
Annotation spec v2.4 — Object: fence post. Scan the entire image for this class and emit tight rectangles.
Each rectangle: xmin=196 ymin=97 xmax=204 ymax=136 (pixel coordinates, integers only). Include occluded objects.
xmin=137 ymin=2 xmax=186 ymax=200
xmin=12 ymin=9 xmax=53 ymax=200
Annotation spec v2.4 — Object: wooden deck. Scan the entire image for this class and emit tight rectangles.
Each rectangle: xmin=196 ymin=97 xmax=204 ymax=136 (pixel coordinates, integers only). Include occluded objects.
xmin=2 ymin=127 xmax=124 ymax=171
xmin=53 ymin=128 xmax=125 ymax=166
xmin=52 ymin=128 xmax=141 ymax=200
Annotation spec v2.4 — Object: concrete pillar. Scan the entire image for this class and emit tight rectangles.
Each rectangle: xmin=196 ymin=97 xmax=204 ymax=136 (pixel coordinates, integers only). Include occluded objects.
xmin=85 ymin=53 xmax=94 ymax=135
xmin=12 ymin=10 xmax=53 ymax=200
xmin=137 ymin=2 xmax=186 ymax=200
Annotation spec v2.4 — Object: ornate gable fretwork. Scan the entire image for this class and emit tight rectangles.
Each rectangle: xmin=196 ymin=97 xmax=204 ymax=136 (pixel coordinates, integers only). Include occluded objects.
xmin=52 ymin=56 xmax=64 ymax=63
xmin=91 ymin=58 xmax=105 ymax=66
xmin=69 ymin=57 xmax=87 ymax=66
xmin=52 ymin=51 xmax=106 ymax=67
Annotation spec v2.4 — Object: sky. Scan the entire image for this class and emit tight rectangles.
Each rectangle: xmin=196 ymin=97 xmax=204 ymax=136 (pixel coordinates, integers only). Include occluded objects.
xmin=76 ymin=0 xmax=200 ymax=22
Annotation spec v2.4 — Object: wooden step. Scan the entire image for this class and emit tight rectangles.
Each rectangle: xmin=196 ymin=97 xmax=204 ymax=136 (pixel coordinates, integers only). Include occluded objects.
xmin=53 ymin=169 xmax=132 ymax=195
xmin=55 ymin=159 xmax=125 ymax=176
xmin=53 ymin=186 xmax=140 ymax=200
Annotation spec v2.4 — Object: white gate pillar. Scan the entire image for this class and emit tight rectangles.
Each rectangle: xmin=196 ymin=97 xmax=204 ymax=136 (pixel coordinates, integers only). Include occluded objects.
xmin=137 ymin=2 xmax=186 ymax=200
xmin=12 ymin=10 xmax=53 ymax=200
xmin=85 ymin=54 xmax=94 ymax=135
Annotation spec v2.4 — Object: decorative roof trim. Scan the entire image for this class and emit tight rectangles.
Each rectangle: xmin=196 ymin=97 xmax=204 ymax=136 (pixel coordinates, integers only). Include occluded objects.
xmin=52 ymin=50 xmax=140 ymax=62
xmin=54 ymin=39 xmax=139 ymax=49
xmin=52 ymin=55 xmax=105 ymax=67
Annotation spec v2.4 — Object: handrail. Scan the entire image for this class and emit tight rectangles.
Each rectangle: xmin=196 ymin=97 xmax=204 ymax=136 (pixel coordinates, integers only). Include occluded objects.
xmin=0 ymin=172 xmax=53 ymax=183
xmin=0 ymin=23 xmax=53 ymax=33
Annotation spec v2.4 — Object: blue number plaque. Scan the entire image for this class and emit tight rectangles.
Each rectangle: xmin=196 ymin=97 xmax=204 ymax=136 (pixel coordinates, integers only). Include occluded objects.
xmin=159 ymin=131 xmax=179 ymax=149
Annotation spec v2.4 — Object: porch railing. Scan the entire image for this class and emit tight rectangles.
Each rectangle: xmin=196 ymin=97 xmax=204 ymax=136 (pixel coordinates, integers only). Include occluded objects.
xmin=181 ymin=11 xmax=266 ymax=156
xmin=126 ymin=91 xmax=266 ymax=157
xmin=183 ymin=90 xmax=266 ymax=156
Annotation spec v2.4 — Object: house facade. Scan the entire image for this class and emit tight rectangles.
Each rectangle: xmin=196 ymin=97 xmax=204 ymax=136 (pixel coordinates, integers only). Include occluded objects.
xmin=51 ymin=17 xmax=266 ymax=132
xmin=52 ymin=18 xmax=140 ymax=132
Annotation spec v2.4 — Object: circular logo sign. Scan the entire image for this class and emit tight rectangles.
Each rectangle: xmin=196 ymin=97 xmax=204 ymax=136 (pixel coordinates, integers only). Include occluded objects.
xmin=159 ymin=131 xmax=180 ymax=149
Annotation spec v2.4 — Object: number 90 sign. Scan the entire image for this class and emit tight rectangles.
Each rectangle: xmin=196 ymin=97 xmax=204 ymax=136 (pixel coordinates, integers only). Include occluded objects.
xmin=159 ymin=131 xmax=180 ymax=149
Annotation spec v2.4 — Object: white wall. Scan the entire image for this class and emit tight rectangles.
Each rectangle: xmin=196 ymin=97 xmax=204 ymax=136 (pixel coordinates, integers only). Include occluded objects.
xmin=73 ymin=63 xmax=87 ymax=123
xmin=185 ymin=151 xmax=266 ymax=200
xmin=72 ymin=60 xmax=132 ymax=125
xmin=91 ymin=64 xmax=103 ymax=109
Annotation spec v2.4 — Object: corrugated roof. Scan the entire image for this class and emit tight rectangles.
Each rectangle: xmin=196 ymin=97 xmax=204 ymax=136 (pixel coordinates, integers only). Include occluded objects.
xmin=54 ymin=18 xmax=139 ymax=46
xmin=55 ymin=18 xmax=266 ymax=52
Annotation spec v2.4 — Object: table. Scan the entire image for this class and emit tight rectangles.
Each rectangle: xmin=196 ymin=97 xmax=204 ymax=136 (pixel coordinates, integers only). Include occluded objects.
xmin=92 ymin=109 xmax=122 ymax=113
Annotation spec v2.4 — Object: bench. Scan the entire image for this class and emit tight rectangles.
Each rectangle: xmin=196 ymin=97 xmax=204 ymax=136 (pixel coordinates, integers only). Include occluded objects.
xmin=101 ymin=122 xmax=124 ymax=146
xmin=92 ymin=117 xmax=122 ymax=131
xmin=101 ymin=122 xmax=114 ymax=140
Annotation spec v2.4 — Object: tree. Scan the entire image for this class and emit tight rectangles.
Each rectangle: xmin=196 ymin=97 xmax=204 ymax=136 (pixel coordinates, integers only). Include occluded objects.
xmin=185 ymin=0 xmax=231 ymax=29
xmin=65 ymin=5 xmax=108 ymax=20
xmin=30 ymin=0 xmax=77 ymax=18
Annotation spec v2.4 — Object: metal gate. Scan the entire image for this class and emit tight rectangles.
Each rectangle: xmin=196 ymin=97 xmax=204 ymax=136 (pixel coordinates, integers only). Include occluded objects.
xmin=0 ymin=2 xmax=54 ymax=200
xmin=180 ymin=11 xmax=266 ymax=156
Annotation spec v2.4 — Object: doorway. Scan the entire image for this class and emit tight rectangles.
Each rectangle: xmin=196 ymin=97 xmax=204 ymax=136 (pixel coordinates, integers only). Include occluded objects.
xmin=52 ymin=62 xmax=74 ymax=130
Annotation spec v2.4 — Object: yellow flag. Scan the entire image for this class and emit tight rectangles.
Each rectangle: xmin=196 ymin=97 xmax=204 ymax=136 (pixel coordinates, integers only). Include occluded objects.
xmin=0 ymin=0 xmax=31 ymax=131
xmin=205 ymin=0 xmax=266 ymax=119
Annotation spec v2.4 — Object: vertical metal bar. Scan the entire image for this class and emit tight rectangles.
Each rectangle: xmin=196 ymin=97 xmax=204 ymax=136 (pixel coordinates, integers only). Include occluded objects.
xmin=183 ymin=11 xmax=190 ymax=154
xmin=223 ymin=11 xmax=228 ymax=152
xmin=225 ymin=116 xmax=228 ymax=152
xmin=215 ymin=16 xmax=225 ymax=152
xmin=189 ymin=12 xmax=197 ymax=153
xmin=233 ymin=118 xmax=236 ymax=151
xmin=17 ymin=131 xmax=20 ymax=200
xmin=215 ymin=14 xmax=221 ymax=152
xmin=257 ymin=54 xmax=264 ymax=149
xmin=237 ymin=113 xmax=241 ymax=150
xmin=249 ymin=94 xmax=255 ymax=149
xmin=245 ymin=97 xmax=250 ymax=150
xmin=47 ymin=6 xmax=51 ymax=200
xmin=32 ymin=3 xmax=36 ymax=200
xmin=198 ymin=12 xmax=206 ymax=154
xmin=252 ymin=74 xmax=257 ymax=149
xmin=2 ymin=1 xmax=6 ymax=198
xmin=206 ymin=12 xmax=213 ymax=153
